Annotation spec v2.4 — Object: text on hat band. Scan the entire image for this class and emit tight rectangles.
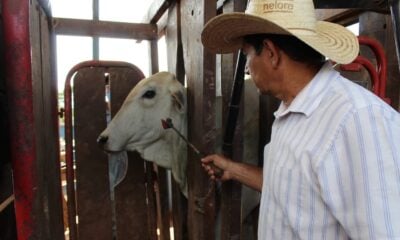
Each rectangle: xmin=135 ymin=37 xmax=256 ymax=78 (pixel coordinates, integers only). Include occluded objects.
xmin=263 ymin=0 xmax=294 ymax=13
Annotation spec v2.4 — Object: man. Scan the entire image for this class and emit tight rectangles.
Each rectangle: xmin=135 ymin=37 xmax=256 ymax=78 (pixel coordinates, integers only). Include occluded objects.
xmin=200 ymin=0 xmax=400 ymax=239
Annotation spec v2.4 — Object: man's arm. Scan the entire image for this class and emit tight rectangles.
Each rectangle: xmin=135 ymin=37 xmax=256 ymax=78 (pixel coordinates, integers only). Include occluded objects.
xmin=201 ymin=154 xmax=262 ymax=192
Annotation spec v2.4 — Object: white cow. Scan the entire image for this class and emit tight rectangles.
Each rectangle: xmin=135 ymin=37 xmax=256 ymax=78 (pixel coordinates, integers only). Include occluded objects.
xmin=98 ymin=71 xmax=261 ymax=226
xmin=98 ymin=72 xmax=188 ymax=197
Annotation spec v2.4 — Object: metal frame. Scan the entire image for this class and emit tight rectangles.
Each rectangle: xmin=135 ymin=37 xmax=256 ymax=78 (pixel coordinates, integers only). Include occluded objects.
xmin=2 ymin=0 xmax=37 ymax=238
xmin=341 ymin=36 xmax=390 ymax=103
xmin=64 ymin=60 xmax=145 ymax=240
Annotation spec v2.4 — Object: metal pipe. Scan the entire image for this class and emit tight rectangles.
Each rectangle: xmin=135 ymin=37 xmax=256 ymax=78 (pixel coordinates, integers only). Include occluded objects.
xmin=347 ymin=57 xmax=381 ymax=95
xmin=390 ymin=0 xmax=400 ymax=74
xmin=64 ymin=60 xmax=144 ymax=240
xmin=358 ymin=36 xmax=388 ymax=100
xmin=2 ymin=0 xmax=37 ymax=238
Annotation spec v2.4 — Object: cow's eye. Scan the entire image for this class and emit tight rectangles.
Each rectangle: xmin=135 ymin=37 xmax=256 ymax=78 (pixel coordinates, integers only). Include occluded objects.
xmin=142 ymin=89 xmax=156 ymax=99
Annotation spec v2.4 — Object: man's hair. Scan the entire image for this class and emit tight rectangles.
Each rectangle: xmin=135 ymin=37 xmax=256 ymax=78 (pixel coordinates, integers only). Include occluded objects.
xmin=243 ymin=34 xmax=325 ymax=67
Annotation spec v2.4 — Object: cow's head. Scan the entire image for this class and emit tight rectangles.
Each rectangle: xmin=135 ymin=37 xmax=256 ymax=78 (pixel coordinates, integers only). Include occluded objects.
xmin=98 ymin=72 xmax=187 ymax=196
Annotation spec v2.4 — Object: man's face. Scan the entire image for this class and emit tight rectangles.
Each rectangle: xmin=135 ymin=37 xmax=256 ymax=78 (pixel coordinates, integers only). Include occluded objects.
xmin=242 ymin=42 xmax=274 ymax=95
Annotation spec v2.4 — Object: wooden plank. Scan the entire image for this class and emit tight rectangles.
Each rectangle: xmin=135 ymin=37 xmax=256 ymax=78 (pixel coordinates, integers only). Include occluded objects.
xmin=146 ymin=40 xmax=161 ymax=240
xmin=166 ymin=3 xmax=178 ymax=74
xmin=181 ymin=0 xmax=217 ymax=239
xmin=165 ymin=3 xmax=188 ymax=240
xmin=148 ymin=38 xmax=171 ymax=240
xmin=30 ymin=3 xmax=50 ymax=239
xmin=313 ymin=0 xmax=388 ymax=10
xmin=149 ymin=40 xmax=160 ymax=75
xmin=143 ymin=0 xmax=175 ymax=24
xmin=315 ymin=9 xmax=361 ymax=25
xmin=107 ymin=67 xmax=152 ymax=240
xmin=39 ymin=5 xmax=65 ymax=239
xmin=218 ymin=1 xmax=247 ymax=238
xmin=53 ymin=18 xmax=158 ymax=40
xmin=74 ymin=68 xmax=113 ymax=240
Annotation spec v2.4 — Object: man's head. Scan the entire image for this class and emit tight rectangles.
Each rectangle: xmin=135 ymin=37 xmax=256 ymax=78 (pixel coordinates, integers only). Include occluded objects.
xmin=201 ymin=0 xmax=359 ymax=65
xmin=243 ymin=34 xmax=325 ymax=68
xmin=241 ymin=34 xmax=325 ymax=98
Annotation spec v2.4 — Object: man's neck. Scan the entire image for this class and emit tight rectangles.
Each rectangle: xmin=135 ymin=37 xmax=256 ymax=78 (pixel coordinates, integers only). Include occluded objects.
xmin=279 ymin=62 xmax=322 ymax=105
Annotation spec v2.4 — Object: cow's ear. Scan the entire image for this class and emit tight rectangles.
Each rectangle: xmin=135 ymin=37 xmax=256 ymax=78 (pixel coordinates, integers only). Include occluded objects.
xmin=171 ymin=90 xmax=185 ymax=112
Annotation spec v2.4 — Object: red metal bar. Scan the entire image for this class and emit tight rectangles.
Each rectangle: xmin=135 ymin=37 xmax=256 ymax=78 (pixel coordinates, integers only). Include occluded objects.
xmin=2 ymin=0 xmax=37 ymax=239
xmin=353 ymin=56 xmax=380 ymax=95
xmin=358 ymin=36 xmax=389 ymax=103
xmin=340 ymin=36 xmax=390 ymax=104
xmin=64 ymin=60 xmax=144 ymax=240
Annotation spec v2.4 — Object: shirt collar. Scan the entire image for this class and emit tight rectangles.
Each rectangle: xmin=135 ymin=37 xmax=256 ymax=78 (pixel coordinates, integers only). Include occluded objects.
xmin=274 ymin=62 xmax=339 ymax=119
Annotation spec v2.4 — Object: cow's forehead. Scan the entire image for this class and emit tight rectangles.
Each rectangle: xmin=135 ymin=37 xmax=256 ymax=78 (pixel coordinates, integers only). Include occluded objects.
xmin=128 ymin=72 xmax=176 ymax=98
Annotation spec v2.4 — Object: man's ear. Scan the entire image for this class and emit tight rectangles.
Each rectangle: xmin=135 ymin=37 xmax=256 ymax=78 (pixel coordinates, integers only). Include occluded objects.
xmin=263 ymin=39 xmax=280 ymax=67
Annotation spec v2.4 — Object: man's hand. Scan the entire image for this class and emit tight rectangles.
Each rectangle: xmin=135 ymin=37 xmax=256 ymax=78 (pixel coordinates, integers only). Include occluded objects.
xmin=201 ymin=154 xmax=232 ymax=181
xmin=202 ymin=154 xmax=263 ymax=192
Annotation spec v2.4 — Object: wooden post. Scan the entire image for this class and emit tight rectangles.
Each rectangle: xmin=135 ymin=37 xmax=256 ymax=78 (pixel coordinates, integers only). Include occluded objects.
xmin=219 ymin=1 xmax=247 ymax=240
xmin=148 ymin=38 xmax=172 ymax=240
xmin=165 ymin=2 xmax=188 ymax=240
xmin=181 ymin=0 xmax=217 ymax=239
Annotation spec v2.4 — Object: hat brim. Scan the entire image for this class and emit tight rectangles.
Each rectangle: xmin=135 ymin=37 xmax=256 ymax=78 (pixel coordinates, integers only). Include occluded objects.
xmin=201 ymin=13 xmax=359 ymax=64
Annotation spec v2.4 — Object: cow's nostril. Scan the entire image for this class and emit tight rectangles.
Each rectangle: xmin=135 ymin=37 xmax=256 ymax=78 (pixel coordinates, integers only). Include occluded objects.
xmin=97 ymin=135 xmax=109 ymax=145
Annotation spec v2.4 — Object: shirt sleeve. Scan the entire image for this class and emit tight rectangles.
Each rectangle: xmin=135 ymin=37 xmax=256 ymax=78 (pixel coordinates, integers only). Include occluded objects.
xmin=316 ymin=105 xmax=400 ymax=239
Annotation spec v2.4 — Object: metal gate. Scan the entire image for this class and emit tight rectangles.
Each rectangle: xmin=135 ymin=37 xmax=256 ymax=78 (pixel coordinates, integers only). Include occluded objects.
xmin=64 ymin=61 xmax=159 ymax=240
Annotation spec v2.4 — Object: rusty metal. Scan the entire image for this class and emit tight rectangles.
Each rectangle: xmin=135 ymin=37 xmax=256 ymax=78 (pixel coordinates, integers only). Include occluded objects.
xmin=2 ymin=0 xmax=37 ymax=239
xmin=3 ymin=0 xmax=36 ymax=238
xmin=64 ymin=60 xmax=146 ymax=240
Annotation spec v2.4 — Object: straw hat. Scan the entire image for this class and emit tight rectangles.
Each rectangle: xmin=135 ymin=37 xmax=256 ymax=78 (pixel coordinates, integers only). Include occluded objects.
xmin=201 ymin=0 xmax=359 ymax=64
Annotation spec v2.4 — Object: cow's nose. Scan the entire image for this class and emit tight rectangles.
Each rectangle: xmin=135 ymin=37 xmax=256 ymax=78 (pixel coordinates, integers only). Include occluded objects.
xmin=97 ymin=135 xmax=109 ymax=145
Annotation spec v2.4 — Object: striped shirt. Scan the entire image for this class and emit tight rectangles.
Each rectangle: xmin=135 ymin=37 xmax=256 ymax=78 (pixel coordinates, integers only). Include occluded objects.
xmin=258 ymin=62 xmax=400 ymax=239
